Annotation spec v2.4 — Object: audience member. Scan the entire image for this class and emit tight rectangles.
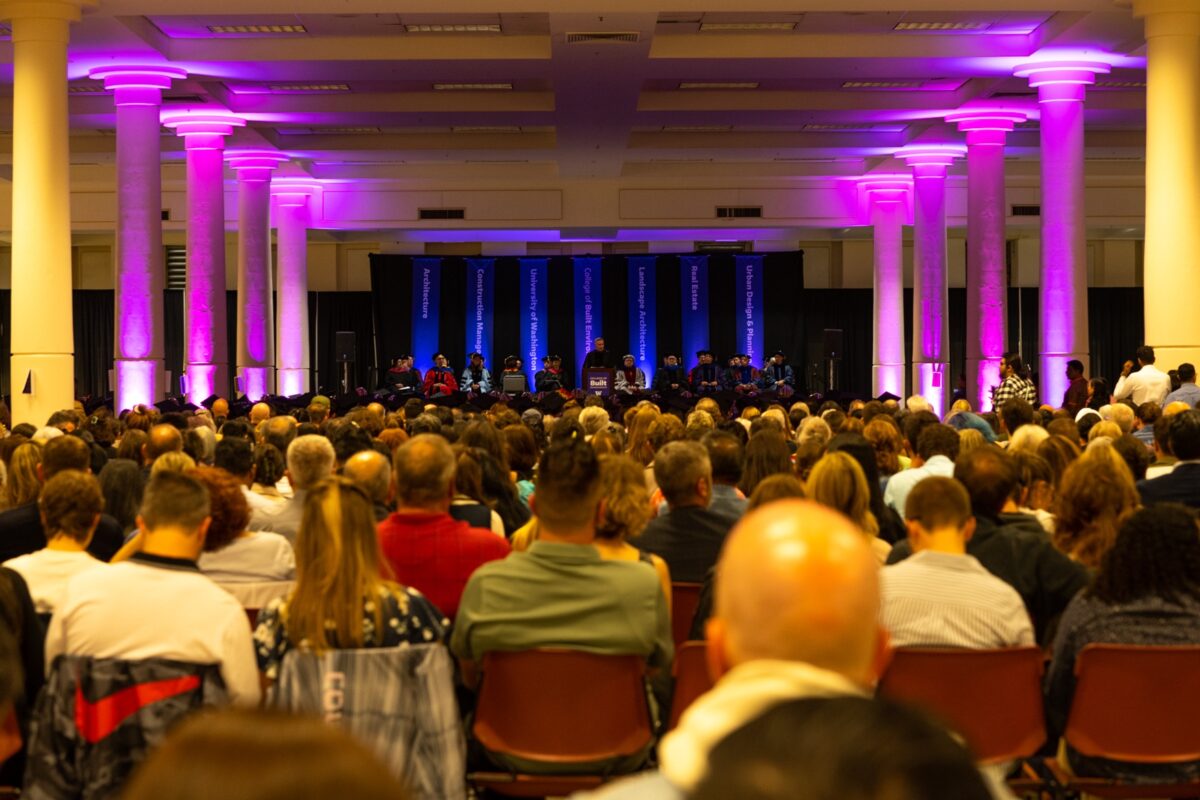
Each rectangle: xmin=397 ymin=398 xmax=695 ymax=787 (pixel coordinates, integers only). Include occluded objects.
xmin=805 ymin=451 xmax=889 ymax=564
xmin=883 ymin=424 xmax=959 ymax=517
xmin=1046 ymin=504 xmax=1200 ymax=784
xmin=1137 ymin=408 xmax=1200 ymax=508
xmin=96 ymin=458 xmax=144 ymax=538
xmin=2 ymin=471 xmax=105 ymax=615
xmin=638 ymin=440 xmax=736 ymax=582
xmin=699 ymin=431 xmax=747 ymax=520
xmin=1112 ymin=433 xmax=1152 ymax=481
xmin=193 ymin=467 xmax=294 ymax=588
xmin=46 ymin=472 xmax=259 ymax=705
xmin=691 ymin=696 xmax=991 ymax=800
xmin=449 ymin=447 xmax=505 ymax=535
xmin=1163 ymin=362 xmax=1200 ymax=408
xmin=591 ymin=454 xmax=671 ymax=610
xmin=143 ymin=423 xmax=184 ymax=472
xmin=738 ymin=431 xmax=792 ymax=497
xmin=2 ymin=442 xmax=41 ymax=511
xmin=255 ymin=477 xmax=448 ymax=682
xmin=342 ymin=449 xmax=394 ymax=521
xmin=746 ymin=474 xmax=806 ymax=510
xmin=1114 ymin=345 xmax=1172 ymax=407
xmin=251 ymin=435 xmax=335 ymax=542
xmin=1037 ymin=435 xmax=1081 ymax=490
xmin=883 ymin=477 xmax=1032 ymax=648
xmin=0 ymin=435 xmax=124 ymax=563
xmin=1053 ymin=445 xmax=1139 ymax=569
xmin=888 ymin=446 xmax=1088 ymax=643
xmin=377 ymin=436 xmax=509 ymax=619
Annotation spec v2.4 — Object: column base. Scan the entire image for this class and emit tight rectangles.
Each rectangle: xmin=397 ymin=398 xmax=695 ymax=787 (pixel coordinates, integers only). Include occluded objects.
xmin=277 ymin=368 xmax=311 ymax=397
xmin=114 ymin=358 xmax=166 ymax=413
xmin=872 ymin=364 xmax=906 ymax=399
xmin=1040 ymin=352 xmax=1088 ymax=410
xmin=184 ymin=362 xmax=228 ymax=406
xmin=11 ymin=353 xmax=75 ymax=427
xmin=912 ymin=360 xmax=950 ymax=420
xmin=237 ymin=365 xmax=274 ymax=402
xmin=966 ymin=357 xmax=1004 ymax=413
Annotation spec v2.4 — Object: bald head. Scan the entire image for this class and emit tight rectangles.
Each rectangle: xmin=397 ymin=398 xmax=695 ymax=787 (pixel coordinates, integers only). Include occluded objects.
xmin=249 ymin=403 xmax=271 ymax=425
xmin=392 ymin=434 xmax=456 ymax=510
xmin=211 ymin=398 xmax=229 ymax=418
xmin=711 ymin=500 xmax=881 ymax=685
xmin=144 ymin=424 xmax=184 ymax=464
xmin=366 ymin=402 xmax=386 ymax=420
xmin=342 ymin=449 xmax=392 ymax=506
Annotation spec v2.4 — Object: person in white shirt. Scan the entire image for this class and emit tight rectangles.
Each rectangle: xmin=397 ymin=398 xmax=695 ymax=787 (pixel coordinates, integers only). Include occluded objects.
xmin=46 ymin=471 xmax=260 ymax=706
xmin=1114 ymin=345 xmax=1172 ymax=407
xmin=883 ymin=424 xmax=960 ymax=518
xmin=214 ymin=437 xmax=283 ymax=524
xmin=882 ymin=476 xmax=1034 ymax=649
xmin=3 ymin=471 xmax=106 ymax=615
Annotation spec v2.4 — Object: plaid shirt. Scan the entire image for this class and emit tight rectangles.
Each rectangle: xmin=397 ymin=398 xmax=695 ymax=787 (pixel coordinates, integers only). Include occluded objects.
xmin=991 ymin=375 xmax=1038 ymax=410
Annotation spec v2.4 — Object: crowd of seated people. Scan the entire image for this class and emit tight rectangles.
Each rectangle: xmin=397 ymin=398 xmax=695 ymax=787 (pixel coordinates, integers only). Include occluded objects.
xmin=0 ymin=360 xmax=1198 ymax=797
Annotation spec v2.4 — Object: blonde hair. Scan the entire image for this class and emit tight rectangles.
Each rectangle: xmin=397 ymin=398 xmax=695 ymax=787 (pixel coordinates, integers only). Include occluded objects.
xmin=805 ymin=451 xmax=879 ymax=537
xmin=4 ymin=442 xmax=42 ymax=510
xmin=151 ymin=451 xmax=196 ymax=476
xmin=624 ymin=406 xmax=661 ymax=466
xmin=286 ymin=477 xmax=401 ymax=652
xmin=1053 ymin=444 xmax=1139 ymax=569
xmin=1088 ymin=420 xmax=1122 ymax=443
xmin=1007 ymin=424 xmax=1049 ymax=454
xmin=957 ymin=428 xmax=987 ymax=457
xmin=595 ymin=454 xmax=652 ymax=542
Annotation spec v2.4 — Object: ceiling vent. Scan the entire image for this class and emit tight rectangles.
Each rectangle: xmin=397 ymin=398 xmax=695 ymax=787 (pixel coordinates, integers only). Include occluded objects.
xmin=419 ymin=208 xmax=466 ymax=220
xmin=566 ymin=31 xmax=640 ymax=44
xmin=1011 ymin=204 xmax=1040 ymax=217
xmin=716 ymin=206 xmax=762 ymax=219
xmin=696 ymin=240 xmax=752 ymax=252
xmin=207 ymin=24 xmax=306 ymax=34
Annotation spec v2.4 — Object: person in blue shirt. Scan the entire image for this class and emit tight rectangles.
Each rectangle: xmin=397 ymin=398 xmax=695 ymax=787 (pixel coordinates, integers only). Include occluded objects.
xmin=461 ymin=352 xmax=492 ymax=394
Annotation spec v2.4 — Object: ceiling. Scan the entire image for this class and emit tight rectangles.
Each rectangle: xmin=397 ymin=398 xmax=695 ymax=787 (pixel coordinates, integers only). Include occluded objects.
xmin=0 ymin=0 xmax=1150 ymax=228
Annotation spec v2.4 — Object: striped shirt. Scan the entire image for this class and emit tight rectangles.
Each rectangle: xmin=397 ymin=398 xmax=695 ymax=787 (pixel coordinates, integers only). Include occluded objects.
xmin=881 ymin=550 xmax=1034 ymax=649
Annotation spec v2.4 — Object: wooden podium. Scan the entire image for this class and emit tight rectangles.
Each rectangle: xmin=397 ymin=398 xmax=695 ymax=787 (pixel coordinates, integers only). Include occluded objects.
xmin=583 ymin=368 xmax=615 ymax=397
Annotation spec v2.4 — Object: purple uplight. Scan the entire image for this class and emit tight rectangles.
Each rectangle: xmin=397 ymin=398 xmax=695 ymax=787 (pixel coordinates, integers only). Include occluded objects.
xmin=861 ymin=176 xmax=912 ymax=399
xmin=950 ymin=108 xmax=1029 ymax=411
xmin=273 ymin=182 xmax=318 ymax=397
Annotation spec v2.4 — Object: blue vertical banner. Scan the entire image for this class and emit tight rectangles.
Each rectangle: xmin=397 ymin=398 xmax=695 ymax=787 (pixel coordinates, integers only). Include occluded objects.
xmin=411 ymin=257 xmax=442 ymax=375
xmin=519 ymin=258 xmax=549 ymax=383
xmin=573 ymin=257 xmax=602 ymax=379
xmin=735 ymin=255 xmax=765 ymax=368
xmin=628 ymin=256 xmax=657 ymax=386
xmin=465 ymin=258 xmax=495 ymax=364
xmin=679 ymin=255 xmax=709 ymax=367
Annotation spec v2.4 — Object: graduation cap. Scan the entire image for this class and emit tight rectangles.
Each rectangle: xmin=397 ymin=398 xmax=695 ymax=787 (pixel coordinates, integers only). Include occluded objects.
xmin=201 ymin=394 xmax=221 ymax=410
xmin=432 ymin=352 xmax=446 ymax=361
xmin=228 ymin=399 xmax=253 ymax=419
xmin=504 ymin=355 xmax=521 ymax=368
xmin=548 ymin=354 xmax=562 ymax=362
xmin=468 ymin=352 xmax=484 ymax=360
xmin=622 ymin=354 xmax=636 ymax=361
xmin=180 ymin=402 xmax=199 ymax=413
xmin=771 ymin=350 xmax=787 ymax=359
xmin=153 ymin=398 xmax=182 ymax=414
xmin=696 ymin=349 xmax=713 ymax=357
xmin=876 ymin=392 xmax=901 ymax=403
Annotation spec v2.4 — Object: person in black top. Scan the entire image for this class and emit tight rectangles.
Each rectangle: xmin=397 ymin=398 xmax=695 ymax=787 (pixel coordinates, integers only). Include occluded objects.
xmin=725 ymin=354 xmax=759 ymax=395
xmin=653 ymin=354 xmax=688 ymax=394
xmin=581 ymin=337 xmax=618 ymax=373
xmin=760 ymin=350 xmax=796 ymax=396
xmin=535 ymin=355 xmax=567 ymax=393
xmin=385 ymin=355 xmax=421 ymax=395
xmin=690 ymin=350 xmax=721 ymax=394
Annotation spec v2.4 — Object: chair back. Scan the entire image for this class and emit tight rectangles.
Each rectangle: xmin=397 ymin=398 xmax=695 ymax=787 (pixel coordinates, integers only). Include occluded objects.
xmin=271 ymin=645 xmax=465 ymax=800
xmin=1066 ymin=644 xmax=1200 ymax=763
xmin=473 ymin=649 xmax=653 ymax=765
xmin=216 ymin=580 xmax=294 ymax=611
xmin=878 ymin=647 xmax=1045 ymax=764
xmin=24 ymin=656 xmax=227 ymax=800
xmin=670 ymin=582 xmax=703 ymax=648
xmin=668 ymin=641 xmax=714 ymax=729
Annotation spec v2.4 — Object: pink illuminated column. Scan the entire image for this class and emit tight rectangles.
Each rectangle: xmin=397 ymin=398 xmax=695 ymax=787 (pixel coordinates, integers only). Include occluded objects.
xmin=228 ymin=151 xmax=287 ymax=401
xmin=1134 ymin=1 xmax=1200 ymax=370
xmin=897 ymin=146 xmax=966 ymax=419
xmin=1 ymin=0 xmax=88 ymax=425
xmin=860 ymin=178 xmax=911 ymax=398
xmin=272 ymin=183 xmax=318 ymax=397
xmin=89 ymin=65 xmax=186 ymax=412
xmin=1014 ymin=60 xmax=1110 ymax=405
xmin=947 ymin=109 xmax=1028 ymax=411
xmin=162 ymin=112 xmax=245 ymax=405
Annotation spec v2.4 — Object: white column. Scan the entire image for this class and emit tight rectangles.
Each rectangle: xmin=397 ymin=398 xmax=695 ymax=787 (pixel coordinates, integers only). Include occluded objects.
xmin=228 ymin=151 xmax=286 ymax=401
xmin=1014 ymin=59 xmax=1109 ymax=405
xmin=272 ymin=183 xmax=318 ymax=396
xmin=860 ymin=178 xmax=911 ymax=399
xmin=0 ymin=0 xmax=91 ymax=425
xmin=1134 ymin=0 xmax=1200 ymax=371
xmin=162 ymin=112 xmax=245 ymax=405
xmin=897 ymin=145 xmax=966 ymax=419
xmin=89 ymin=65 xmax=186 ymax=412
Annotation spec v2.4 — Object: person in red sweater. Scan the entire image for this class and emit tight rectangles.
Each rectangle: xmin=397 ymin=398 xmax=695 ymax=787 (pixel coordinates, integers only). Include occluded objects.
xmin=377 ymin=434 xmax=509 ymax=619
xmin=423 ymin=353 xmax=459 ymax=397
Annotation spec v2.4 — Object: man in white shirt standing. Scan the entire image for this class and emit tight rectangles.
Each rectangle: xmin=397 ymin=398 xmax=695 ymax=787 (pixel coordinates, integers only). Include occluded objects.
xmin=46 ymin=472 xmax=260 ymax=706
xmin=882 ymin=477 xmax=1033 ymax=649
xmin=1114 ymin=345 xmax=1172 ymax=407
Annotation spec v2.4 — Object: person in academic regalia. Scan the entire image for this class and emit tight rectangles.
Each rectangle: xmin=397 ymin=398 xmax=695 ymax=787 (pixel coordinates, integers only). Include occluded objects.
xmin=386 ymin=354 xmax=422 ymax=395
xmin=614 ymin=354 xmax=646 ymax=394
xmin=460 ymin=352 xmax=492 ymax=394
xmin=653 ymin=354 xmax=688 ymax=394
xmin=423 ymin=353 xmax=458 ymax=397
xmin=759 ymin=350 xmax=796 ymax=396
xmin=690 ymin=350 xmax=721 ymax=394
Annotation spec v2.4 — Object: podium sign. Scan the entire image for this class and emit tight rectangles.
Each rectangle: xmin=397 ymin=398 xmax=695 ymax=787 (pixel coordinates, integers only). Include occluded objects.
xmin=584 ymin=368 xmax=614 ymax=397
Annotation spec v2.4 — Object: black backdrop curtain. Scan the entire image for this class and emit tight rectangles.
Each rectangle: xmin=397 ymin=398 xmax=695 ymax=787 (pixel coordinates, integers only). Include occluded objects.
xmin=310 ymin=291 xmax=375 ymax=394
xmin=74 ymin=291 xmax=114 ymax=399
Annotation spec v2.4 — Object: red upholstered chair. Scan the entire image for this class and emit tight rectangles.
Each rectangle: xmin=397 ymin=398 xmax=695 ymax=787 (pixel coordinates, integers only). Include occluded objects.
xmin=668 ymin=641 xmax=714 ymax=730
xmin=1045 ymin=644 xmax=1200 ymax=798
xmin=669 ymin=582 xmax=703 ymax=649
xmin=877 ymin=647 xmax=1047 ymax=765
xmin=468 ymin=649 xmax=655 ymax=798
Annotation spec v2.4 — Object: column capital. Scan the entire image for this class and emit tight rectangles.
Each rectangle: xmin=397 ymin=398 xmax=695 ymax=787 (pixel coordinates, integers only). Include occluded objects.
xmin=896 ymin=145 xmax=965 ymax=179
xmin=162 ymin=111 xmax=245 ymax=150
xmin=271 ymin=180 xmax=320 ymax=207
xmin=89 ymin=65 xmax=186 ymax=107
xmin=946 ymin=108 xmax=1030 ymax=146
xmin=1133 ymin=0 xmax=1200 ymax=36
xmin=1014 ymin=59 xmax=1111 ymax=102
xmin=227 ymin=150 xmax=288 ymax=182
xmin=0 ymin=0 xmax=93 ymax=24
